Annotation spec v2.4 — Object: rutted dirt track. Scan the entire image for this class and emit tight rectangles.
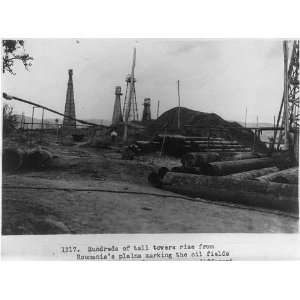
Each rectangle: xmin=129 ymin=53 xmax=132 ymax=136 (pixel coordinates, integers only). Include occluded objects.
xmin=2 ymin=144 xmax=299 ymax=234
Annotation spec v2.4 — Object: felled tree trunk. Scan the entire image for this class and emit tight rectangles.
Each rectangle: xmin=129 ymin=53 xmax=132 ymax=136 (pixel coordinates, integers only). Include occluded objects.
xmin=181 ymin=152 xmax=220 ymax=168
xmin=256 ymin=167 xmax=299 ymax=184
xmin=203 ymin=157 xmax=275 ymax=176
xmin=223 ymin=166 xmax=279 ymax=180
xmin=227 ymin=152 xmax=262 ymax=161
xmin=25 ymin=148 xmax=53 ymax=169
xmin=2 ymin=148 xmax=25 ymax=171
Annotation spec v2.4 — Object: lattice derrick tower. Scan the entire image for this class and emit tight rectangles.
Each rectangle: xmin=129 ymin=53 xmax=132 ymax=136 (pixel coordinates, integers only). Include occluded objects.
xmin=122 ymin=74 xmax=139 ymax=121
xmin=275 ymin=40 xmax=299 ymax=149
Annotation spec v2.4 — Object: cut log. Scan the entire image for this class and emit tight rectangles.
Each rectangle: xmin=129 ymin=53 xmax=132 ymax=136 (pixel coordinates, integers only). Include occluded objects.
xmin=186 ymin=137 xmax=224 ymax=141
xmin=2 ymin=148 xmax=25 ymax=171
xmin=191 ymin=145 xmax=252 ymax=152
xmin=271 ymin=152 xmax=296 ymax=170
xmin=25 ymin=148 xmax=53 ymax=169
xmin=219 ymin=151 xmax=260 ymax=160
xmin=181 ymin=152 xmax=220 ymax=168
xmin=171 ymin=166 xmax=204 ymax=174
xmin=228 ymin=152 xmax=262 ymax=161
xmin=256 ymin=167 xmax=299 ymax=184
xmin=223 ymin=167 xmax=279 ymax=180
xmin=191 ymin=141 xmax=240 ymax=147
xmin=156 ymin=135 xmax=223 ymax=142
xmin=204 ymin=157 xmax=275 ymax=176
xmin=135 ymin=141 xmax=159 ymax=153
xmin=158 ymin=172 xmax=298 ymax=213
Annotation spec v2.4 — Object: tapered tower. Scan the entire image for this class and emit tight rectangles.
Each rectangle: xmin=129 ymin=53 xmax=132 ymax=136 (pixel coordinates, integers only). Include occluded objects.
xmin=112 ymin=86 xmax=123 ymax=125
xmin=274 ymin=40 xmax=299 ymax=150
xmin=122 ymin=47 xmax=138 ymax=122
xmin=63 ymin=69 xmax=76 ymax=128
xmin=142 ymin=98 xmax=151 ymax=121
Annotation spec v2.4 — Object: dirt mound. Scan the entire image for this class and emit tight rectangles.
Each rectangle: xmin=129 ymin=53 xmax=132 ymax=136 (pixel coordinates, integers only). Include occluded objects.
xmin=147 ymin=107 xmax=267 ymax=153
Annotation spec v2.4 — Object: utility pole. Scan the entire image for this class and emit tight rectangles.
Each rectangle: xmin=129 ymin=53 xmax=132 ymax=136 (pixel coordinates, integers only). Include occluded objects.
xmin=273 ymin=115 xmax=276 ymax=150
xmin=41 ymin=108 xmax=45 ymax=129
xmin=30 ymin=106 xmax=37 ymax=147
xmin=21 ymin=112 xmax=25 ymax=130
xmin=40 ymin=108 xmax=45 ymax=143
xmin=157 ymin=100 xmax=160 ymax=119
xmin=31 ymin=106 xmax=36 ymax=131
xmin=177 ymin=80 xmax=181 ymax=130
xmin=244 ymin=107 xmax=247 ymax=128
xmin=283 ymin=40 xmax=289 ymax=150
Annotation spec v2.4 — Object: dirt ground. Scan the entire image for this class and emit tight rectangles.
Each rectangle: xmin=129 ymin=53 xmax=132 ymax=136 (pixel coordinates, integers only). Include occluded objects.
xmin=2 ymin=136 xmax=299 ymax=234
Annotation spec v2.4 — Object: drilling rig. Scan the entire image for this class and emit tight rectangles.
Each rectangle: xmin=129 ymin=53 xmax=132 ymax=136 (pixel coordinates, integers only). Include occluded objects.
xmin=123 ymin=47 xmax=138 ymax=141
xmin=273 ymin=40 xmax=299 ymax=162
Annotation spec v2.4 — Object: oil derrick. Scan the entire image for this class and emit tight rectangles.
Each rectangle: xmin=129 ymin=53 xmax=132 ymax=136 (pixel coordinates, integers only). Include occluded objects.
xmin=142 ymin=98 xmax=151 ymax=121
xmin=112 ymin=86 xmax=123 ymax=125
xmin=63 ymin=69 xmax=76 ymax=128
xmin=274 ymin=40 xmax=299 ymax=152
xmin=122 ymin=48 xmax=139 ymax=122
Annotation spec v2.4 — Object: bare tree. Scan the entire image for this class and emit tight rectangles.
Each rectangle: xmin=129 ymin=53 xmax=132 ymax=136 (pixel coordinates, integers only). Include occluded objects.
xmin=2 ymin=40 xmax=33 ymax=75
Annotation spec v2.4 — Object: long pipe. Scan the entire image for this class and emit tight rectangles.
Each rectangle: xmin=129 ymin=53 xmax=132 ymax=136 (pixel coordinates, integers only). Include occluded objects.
xmin=2 ymin=93 xmax=98 ymax=127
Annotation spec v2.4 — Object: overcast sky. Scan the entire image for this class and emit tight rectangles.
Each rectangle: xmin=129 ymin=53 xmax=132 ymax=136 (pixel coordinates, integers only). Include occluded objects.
xmin=2 ymin=39 xmax=285 ymax=123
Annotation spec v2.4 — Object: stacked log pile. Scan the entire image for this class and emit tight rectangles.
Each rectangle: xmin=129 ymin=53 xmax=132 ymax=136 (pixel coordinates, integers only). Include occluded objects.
xmin=148 ymin=147 xmax=298 ymax=214
xmin=154 ymin=134 xmax=253 ymax=156
xmin=127 ymin=134 xmax=257 ymax=158
xmin=154 ymin=172 xmax=298 ymax=213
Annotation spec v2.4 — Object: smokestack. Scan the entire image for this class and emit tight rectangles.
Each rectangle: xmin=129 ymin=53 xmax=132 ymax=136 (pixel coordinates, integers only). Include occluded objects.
xmin=63 ymin=69 xmax=76 ymax=129
xmin=112 ymin=86 xmax=123 ymax=125
xmin=142 ymin=98 xmax=151 ymax=122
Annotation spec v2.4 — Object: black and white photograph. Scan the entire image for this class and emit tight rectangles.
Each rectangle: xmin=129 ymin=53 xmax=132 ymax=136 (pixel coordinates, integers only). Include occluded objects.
xmin=1 ymin=38 xmax=299 ymax=259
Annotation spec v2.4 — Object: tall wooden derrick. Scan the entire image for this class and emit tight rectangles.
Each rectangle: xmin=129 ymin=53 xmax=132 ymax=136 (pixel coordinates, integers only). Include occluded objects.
xmin=123 ymin=47 xmax=138 ymax=141
xmin=122 ymin=47 xmax=139 ymax=122
xmin=142 ymin=98 xmax=151 ymax=121
xmin=111 ymin=86 xmax=123 ymax=125
xmin=274 ymin=40 xmax=299 ymax=159
xmin=63 ymin=69 xmax=76 ymax=129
